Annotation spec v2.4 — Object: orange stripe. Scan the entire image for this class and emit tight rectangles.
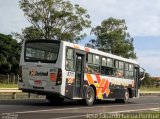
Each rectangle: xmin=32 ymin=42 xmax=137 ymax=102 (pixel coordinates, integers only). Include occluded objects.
xmin=86 ymin=74 xmax=94 ymax=85
xmin=105 ymin=89 xmax=110 ymax=96
xmin=99 ymin=79 xmax=105 ymax=88
xmin=96 ymin=79 xmax=105 ymax=96
xmin=96 ymin=88 xmax=101 ymax=96
xmin=101 ymin=80 xmax=109 ymax=93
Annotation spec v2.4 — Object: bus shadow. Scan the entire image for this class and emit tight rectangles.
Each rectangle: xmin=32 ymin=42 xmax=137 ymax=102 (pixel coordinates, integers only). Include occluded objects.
xmin=0 ymin=99 xmax=136 ymax=107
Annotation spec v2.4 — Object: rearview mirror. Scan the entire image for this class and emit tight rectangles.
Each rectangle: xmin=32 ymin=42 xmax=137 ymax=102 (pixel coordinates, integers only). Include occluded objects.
xmin=139 ymin=67 xmax=145 ymax=81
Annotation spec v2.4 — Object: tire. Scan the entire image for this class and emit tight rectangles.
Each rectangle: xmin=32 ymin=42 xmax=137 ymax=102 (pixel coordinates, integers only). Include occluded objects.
xmin=115 ymin=90 xmax=129 ymax=103
xmin=85 ymin=86 xmax=95 ymax=106
xmin=123 ymin=90 xmax=129 ymax=103
xmin=46 ymin=95 xmax=64 ymax=105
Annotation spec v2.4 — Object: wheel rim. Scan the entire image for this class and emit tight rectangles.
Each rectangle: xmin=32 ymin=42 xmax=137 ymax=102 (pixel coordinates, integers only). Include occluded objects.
xmin=86 ymin=88 xmax=94 ymax=103
xmin=125 ymin=91 xmax=129 ymax=101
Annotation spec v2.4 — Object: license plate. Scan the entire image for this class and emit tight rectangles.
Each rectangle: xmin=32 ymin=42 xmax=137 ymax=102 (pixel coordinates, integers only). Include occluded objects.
xmin=34 ymin=80 xmax=42 ymax=86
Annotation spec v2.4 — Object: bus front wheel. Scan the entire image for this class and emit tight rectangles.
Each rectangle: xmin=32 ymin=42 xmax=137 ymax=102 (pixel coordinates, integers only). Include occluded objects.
xmin=85 ymin=86 xmax=95 ymax=106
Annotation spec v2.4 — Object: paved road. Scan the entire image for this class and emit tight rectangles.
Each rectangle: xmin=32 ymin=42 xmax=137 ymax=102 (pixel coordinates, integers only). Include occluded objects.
xmin=0 ymin=96 xmax=160 ymax=119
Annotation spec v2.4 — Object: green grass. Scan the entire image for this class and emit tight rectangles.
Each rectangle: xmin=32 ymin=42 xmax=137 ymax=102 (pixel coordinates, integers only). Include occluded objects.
xmin=0 ymin=84 xmax=18 ymax=88
xmin=140 ymin=86 xmax=160 ymax=92
xmin=0 ymin=83 xmax=159 ymax=91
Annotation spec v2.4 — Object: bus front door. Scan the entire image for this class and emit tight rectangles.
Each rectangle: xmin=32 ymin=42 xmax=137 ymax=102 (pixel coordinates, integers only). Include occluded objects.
xmin=74 ymin=53 xmax=84 ymax=98
xmin=135 ymin=67 xmax=139 ymax=97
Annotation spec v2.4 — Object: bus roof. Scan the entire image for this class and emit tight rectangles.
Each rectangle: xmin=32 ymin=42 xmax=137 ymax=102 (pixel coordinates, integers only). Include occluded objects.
xmin=62 ymin=40 xmax=138 ymax=65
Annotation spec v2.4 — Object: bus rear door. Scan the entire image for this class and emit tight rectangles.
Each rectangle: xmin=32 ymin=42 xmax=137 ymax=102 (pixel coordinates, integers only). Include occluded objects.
xmin=73 ymin=50 xmax=85 ymax=98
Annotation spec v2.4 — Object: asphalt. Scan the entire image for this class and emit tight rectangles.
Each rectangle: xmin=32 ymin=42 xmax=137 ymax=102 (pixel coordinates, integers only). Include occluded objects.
xmin=0 ymin=96 xmax=160 ymax=119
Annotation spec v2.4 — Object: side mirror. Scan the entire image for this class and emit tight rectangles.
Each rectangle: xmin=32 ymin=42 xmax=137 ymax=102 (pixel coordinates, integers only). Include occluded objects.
xmin=139 ymin=67 xmax=145 ymax=81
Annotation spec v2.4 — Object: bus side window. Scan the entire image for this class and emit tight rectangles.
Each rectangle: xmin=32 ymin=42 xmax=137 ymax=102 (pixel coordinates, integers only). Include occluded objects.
xmin=66 ymin=48 xmax=74 ymax=71
xmin=118 ymin=61 xmax=124 ymax=78
xmin=86 ymin=53 xmax=100 ymax=74
xmin=101 ymin=57 xmax=107 ymax=75
xmin=101 ymin=57 xmax=114 ymax=76
xmin=114 ymin=60 xmax=124 ymax=78
xmin=124 ymin=63 xmax=134 ymax=79
xmin=114 ymin=60 xmax=118 ymax=77
xmin=85 ymin=53 xmax=93 ymax=73
xmin=128 ymin=64 xmax=134 ymax=79
xmin=125 ymin=63 xmax=129 ymax=78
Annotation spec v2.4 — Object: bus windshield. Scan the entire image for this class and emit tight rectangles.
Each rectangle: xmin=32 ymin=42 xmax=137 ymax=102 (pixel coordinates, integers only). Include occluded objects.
xmin=25 ymin=40 xmax=60 ymax=63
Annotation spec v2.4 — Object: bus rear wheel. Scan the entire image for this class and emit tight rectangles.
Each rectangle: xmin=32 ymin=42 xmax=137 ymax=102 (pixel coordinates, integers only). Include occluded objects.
xmin=115 ymin=90 xmax=129 ymax=103
xmin=85 ymin=86 xmax=95 ymax=106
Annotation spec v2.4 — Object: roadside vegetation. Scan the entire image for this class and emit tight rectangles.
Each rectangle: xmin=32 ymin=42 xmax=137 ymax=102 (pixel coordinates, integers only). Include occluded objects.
xmin=0 ymin=84 xmax=18 ymax=88
xmin=141 ymin=73 xmax=160 ymax=91
xmin=140 ymin=86 xmax=160 ymax=92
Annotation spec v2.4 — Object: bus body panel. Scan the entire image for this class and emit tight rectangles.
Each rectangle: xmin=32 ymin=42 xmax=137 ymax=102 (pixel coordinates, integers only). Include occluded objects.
xmin=62 ymin=41 xmax=139 ymax=100
xmin=64 ymin=72 xmax=137 ymax=100
xmin=84 ymin=73 xmax=135 ymax=99
xmin=19 ymin=40 xmax=65 ymax=96
xmin=65 ymin=71 xmax=76 ymax=98
xmin=19 ymin=40 xmax=140 ymax=102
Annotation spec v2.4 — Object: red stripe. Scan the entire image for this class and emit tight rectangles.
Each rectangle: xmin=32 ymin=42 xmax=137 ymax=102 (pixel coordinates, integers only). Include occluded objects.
xmin=85 ymin=47 xmax=90 ymax=52
xmin=101 ymin=80 xmax=109 ymax=93
xmin=96 ymin=75 xmax=101 ymax=83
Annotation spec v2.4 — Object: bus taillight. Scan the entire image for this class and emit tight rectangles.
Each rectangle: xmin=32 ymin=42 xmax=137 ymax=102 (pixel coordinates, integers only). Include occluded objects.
xmin=56 ymin=68 xmax=62 ymax=85
xmin=18 ymin=66 xmax=23 ymax=82
xmin=50 ymin=73 xmax=56 ymax=81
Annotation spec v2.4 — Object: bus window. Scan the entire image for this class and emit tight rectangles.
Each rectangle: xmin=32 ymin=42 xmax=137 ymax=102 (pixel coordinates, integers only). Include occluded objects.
xmin=125 ymin=63 xmax=129 ymax=78
xmin=125 ymin=63 xmax=129 ymax=70
xmin=86 ymin=54 xmax=100 ymax=74
xmin=125 ymin=63 xmax=134 ymax=79
xmin=25 ymin=41 xmax=60 ymax=63
xmin=87 ymin=53 xmax=93 ymax=63
xmin=93 ymin=55 xmax=100 ymax=65
xmin=101 ymin=57 xmax=114 ymax=76
xmin=128 ymin=64 xmax=134 ymax=79
xmin=107 ymin=58 xmax=113 ymax=67
xmin=102 ymin=57 xmax=107 ymax=66
xmin=87 ymin=64 xmax=100 ymax=74
xmin=114 ymin=60 xmax=124 ymax=78
xmin=66 ymin=48 xmax=74 ymax=71
xmin=119 ymin=61 xmax=124 ymax=70
xmin=46 ymin=52 xmax=57 ymax=60
xmin=129 ymin=64 xmax=134 ymax=71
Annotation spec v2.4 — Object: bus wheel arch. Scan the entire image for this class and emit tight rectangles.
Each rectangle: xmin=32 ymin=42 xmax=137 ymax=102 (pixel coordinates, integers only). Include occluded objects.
xmin=127 ymin=88 xmax=132 ymax=98
xmin=90 ymin=84 xmax=96 ymax=99
xmin=115 ymin=89 xmax=130 ymax=103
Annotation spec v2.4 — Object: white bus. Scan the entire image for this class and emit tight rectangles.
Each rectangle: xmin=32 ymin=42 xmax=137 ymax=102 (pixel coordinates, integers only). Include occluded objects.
xmin=19 ymin=39 xmax=144 ymax=106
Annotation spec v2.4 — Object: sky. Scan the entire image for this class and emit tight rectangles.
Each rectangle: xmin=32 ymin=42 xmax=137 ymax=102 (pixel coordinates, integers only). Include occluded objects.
xmin=0 ymin=0 xmax=160 ymax=76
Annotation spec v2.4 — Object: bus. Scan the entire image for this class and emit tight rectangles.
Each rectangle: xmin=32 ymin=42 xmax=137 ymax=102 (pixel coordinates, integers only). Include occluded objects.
xmin=19 ymin=39 xmax=145 ymax=106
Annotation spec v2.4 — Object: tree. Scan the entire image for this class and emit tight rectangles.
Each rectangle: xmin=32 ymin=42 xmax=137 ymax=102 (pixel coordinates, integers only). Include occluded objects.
xmin=91 ymin=17 xmax=136 ymax=59
xmin=141 ymin=73 xmax=155 ymax=87
xmin=0 ymin=33 xmax=21 ymax=74
xmin=18 ymin=0 xmax=91 ymax=42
